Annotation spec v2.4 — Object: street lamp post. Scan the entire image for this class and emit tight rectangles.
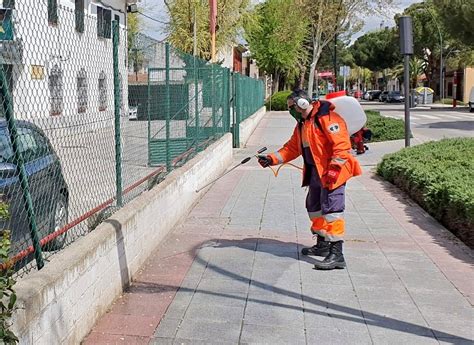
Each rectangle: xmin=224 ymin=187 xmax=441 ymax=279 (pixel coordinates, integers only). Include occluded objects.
xmin=443 ymin=48 xmax=461 ymax=99
xmin=417 ymin=7 xmax=443 ymax=101
xmin=399 ymin=16 xmax=414 ymax=147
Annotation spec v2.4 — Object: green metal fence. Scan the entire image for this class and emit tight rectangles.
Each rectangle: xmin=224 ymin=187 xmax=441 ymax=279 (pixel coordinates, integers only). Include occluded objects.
xmin=0 ymin=2 xmax=264 ymax=275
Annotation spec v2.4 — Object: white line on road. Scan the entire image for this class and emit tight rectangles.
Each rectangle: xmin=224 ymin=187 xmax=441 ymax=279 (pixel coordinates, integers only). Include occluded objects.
xmin=412 ymin=114 xmax=439 ymax=120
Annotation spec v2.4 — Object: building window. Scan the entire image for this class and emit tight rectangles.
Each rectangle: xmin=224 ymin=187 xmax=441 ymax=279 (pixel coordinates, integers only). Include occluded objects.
xmin=75 ymin=0 xmax=84 ymax=33
xmin=48 ymin=0 xmax=58 ymax=25
xmin=77 ymin=69 xmax=88 ymax=113
xmin=49 ymin=65 xmax=63 ymax=116
xmin=98 ymin=71 xmax=107 ymax=111
xmin=97 ymin=6 xmax=111 ymax=39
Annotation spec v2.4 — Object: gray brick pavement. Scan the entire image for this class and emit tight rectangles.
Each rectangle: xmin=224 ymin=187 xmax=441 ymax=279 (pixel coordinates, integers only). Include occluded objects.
xmin=151 ymin=111 xmax=473 ymax=345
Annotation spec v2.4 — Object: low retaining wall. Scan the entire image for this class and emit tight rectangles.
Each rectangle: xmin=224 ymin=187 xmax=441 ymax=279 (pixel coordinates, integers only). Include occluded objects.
xmin=239 ymin=106 xmax=266 ymax=147
xmin=11 ymin=133 xmax=233 ymax=344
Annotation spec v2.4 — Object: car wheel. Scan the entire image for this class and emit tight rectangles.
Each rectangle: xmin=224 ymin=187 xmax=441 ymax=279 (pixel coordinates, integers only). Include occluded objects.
xmin=45 ymin=193 xmax=68 ymax=251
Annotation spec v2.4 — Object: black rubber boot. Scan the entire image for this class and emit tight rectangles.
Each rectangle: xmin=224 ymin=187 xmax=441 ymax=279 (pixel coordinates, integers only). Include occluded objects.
xmin=301 ymin=235 xmax=330 ymax=256
xmin=313 ymin=241 xmax=346 ymax=270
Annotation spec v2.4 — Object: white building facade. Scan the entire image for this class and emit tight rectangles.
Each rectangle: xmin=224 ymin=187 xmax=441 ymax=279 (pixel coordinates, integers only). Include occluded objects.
xmin=0 ymin=0 xmax=134 ymax=124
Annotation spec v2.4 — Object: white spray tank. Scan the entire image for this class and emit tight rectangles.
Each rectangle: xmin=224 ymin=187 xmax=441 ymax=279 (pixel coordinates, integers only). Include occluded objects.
xmin=324 ymin=91 xmax=367 ymax=135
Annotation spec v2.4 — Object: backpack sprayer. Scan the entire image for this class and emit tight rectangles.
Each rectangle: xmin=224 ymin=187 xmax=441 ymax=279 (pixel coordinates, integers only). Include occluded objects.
xmin=195 ymin=146 xmax=268 ymax=193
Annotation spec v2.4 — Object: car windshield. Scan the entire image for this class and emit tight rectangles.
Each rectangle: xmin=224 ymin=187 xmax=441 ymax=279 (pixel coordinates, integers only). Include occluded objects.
xmin=0 ymin=129 xmax=14 ymax=163
xmin=389 ymin=91 xmax=401 ymax=95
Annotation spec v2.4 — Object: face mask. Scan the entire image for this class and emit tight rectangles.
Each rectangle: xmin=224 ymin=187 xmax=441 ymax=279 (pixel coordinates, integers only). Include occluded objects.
xmin=289 ymin=106 xmax=303 ymax=122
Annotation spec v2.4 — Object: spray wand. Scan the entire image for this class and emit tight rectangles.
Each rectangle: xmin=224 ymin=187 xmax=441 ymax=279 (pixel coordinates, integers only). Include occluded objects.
xmin=195 ymin=147 xmax=267 ymax=193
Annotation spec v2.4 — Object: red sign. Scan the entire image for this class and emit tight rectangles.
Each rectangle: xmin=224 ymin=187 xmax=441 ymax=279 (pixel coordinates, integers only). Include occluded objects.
xmin=318 ymin=71 xmax=333 ymax=78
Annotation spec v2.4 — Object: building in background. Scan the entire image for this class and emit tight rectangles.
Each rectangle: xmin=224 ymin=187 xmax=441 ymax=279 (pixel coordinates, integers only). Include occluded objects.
xmin=444 ymin=66 xmax=474 ymax=104
xmin=0 ymin=0 xmax=135 ymax=121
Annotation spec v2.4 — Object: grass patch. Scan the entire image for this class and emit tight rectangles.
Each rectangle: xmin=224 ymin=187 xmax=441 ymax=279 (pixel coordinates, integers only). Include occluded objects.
xmin=377 ymin=138 xmax=474 ymax=248
xmin=365 ymin=110 xmax=406 ymax=142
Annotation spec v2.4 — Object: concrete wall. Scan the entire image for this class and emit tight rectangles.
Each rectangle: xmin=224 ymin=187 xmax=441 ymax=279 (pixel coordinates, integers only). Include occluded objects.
xmin=239 ymin=106 xmax=266 ymax=148
xmin=11 ymin=133 xmax=233 ymax=345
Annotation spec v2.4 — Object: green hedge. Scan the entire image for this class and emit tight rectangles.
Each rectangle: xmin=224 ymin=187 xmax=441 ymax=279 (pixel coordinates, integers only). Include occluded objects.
xmin=377 ymin=138 xmax=474 ymax=248
xmin=265 ymin=90 xmax=291 ymax=111
xmin=365 ymin=110 xmax=405 ymax=142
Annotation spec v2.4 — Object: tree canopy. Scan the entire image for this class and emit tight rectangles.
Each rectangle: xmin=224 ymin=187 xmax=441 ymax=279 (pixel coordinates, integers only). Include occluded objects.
xmin=300 ymin=0 xmax=395 ymax=95
xmin=350 ymin=28 xmax=401 ymax=72
xmin=244 ymin=0 xmax=308 ymax=90
xmin=433 ymin=0 xmax=474 ymax=46
xmin=164 ymin=0 xmax=253 ymax=60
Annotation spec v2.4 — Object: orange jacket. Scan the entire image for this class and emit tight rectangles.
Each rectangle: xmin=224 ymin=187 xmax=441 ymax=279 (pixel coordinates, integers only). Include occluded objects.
xmin=269 ymin=100 xmax=362 ymax=190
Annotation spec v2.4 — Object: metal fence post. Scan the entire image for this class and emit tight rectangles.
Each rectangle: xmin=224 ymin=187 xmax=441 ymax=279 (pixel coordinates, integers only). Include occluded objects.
xmin=147 ymin=69 xmax=151 ymax=166
xmin=194 ymin=56 xmax=199 ymax=152
xmin=211 ymin=64 xmax=216 ymax=136
xmin=234 ymin=74 xmax=240 ymax=148
xmin=112 ymin=20 xmax=122 ymax=206
xmin=223 ymin=68 xmax=230 ymax=132
xmin=0 ymin=65 xmax=44 ymax=269
xmin=165 ymin=43 xmax=171 ymax=171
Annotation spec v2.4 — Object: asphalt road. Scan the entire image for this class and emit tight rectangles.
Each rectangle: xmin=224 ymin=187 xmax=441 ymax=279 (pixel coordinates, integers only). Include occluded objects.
xmin=361 ymin=101 xmax=474 ymax=142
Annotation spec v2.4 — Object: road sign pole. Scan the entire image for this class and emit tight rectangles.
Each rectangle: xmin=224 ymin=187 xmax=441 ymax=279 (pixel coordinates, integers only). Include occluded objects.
xmin=399 ymin=16 xmax=414 ymax=148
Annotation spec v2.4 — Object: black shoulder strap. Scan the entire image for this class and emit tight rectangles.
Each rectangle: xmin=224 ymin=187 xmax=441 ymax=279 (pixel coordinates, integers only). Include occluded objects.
xmin=313 ymin=100 xmax=331 ymax=131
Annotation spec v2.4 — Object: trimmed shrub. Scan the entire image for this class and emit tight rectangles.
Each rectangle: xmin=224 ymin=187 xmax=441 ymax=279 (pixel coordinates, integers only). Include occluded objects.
xmin=265 ymin=90 xmax=292 ymax=111
xmin=377 ymin=138 xmax=474 ymax=248
xmin=365 ymin=110 xmax=405 ymax=142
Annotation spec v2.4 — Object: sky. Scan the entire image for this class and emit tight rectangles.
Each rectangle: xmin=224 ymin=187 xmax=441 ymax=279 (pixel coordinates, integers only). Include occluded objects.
xmin=138 ymin=0 xmax=423 ymax=43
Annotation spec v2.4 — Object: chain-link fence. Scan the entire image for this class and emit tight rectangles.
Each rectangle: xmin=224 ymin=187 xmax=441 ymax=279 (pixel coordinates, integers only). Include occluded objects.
xmin=0 ymin=1 xmax=264 ymax=275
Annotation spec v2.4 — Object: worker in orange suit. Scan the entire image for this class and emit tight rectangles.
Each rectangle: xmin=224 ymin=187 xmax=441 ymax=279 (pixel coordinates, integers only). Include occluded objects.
xmin=258 ymin=89 xmax=362 ymax=270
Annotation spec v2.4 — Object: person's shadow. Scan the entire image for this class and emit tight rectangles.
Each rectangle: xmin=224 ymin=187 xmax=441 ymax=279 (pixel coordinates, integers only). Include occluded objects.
xmin=194 ymin=237 xmax=471 ymax=344
xmin=211 ymin=237 xmax=321 ymax=265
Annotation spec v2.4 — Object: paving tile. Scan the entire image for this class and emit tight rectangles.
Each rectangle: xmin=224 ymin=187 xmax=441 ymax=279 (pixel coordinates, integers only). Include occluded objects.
xmin=197 ymin=277 xmax=251 ymax=294
xmin=305 ymin=325 xmax=372 ymax=344
xmin=355 ymin=285 xmax=411 ymax=302
xmin=83 ymin=332 xmax=150 ymax=345
xmin=240 ymin=323 xmax=306 ymax=345
xmin=149 ymin=337 xmax=175 ymax=345
xmin=153 ymin=317 xmax=181 ymax=339
xmin=91 ymin=313 xmax=161 ymax=337
xmin=244 ymin=299 xmax=305 ymax=327
xmin=188 ymin=290 xmax=248 ymax=308
xmin=367 ymin=328 xmax=439 ymax=345
xmin=174 ymin=320 xmax=242 ymax=343
xmin=108 ymin=293 xmax=171 ymax=317
xmin=172 ymin=338 xmax=236 ymax=345
xmin=438 ymin=337 xmax=474 ymax=345
xmin=305 ymin=310 xmax=369 ymax=333
xmin=247 ymin=289 xmax=303 ymax=308
xmin=182 ymin=303 xmax=244 ymax=323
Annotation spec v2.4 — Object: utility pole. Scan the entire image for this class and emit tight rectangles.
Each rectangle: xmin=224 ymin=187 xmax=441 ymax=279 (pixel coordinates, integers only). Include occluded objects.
xmin=209 ymin=0 xmax=217 ymax=62
xmin=193 ymin=6 xmax=197 ymax=57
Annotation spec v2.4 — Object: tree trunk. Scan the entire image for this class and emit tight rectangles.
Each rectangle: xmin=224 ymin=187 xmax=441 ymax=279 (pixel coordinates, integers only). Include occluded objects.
xmin=298 ymin=65 xmax=306 ymax=89
xmin=273 ymin=70 xmax=280 ymax=93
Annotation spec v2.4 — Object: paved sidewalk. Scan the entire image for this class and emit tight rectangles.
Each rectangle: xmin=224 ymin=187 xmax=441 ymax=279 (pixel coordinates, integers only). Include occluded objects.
xmin=84 ymin=111 xmax=473 ymax=345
